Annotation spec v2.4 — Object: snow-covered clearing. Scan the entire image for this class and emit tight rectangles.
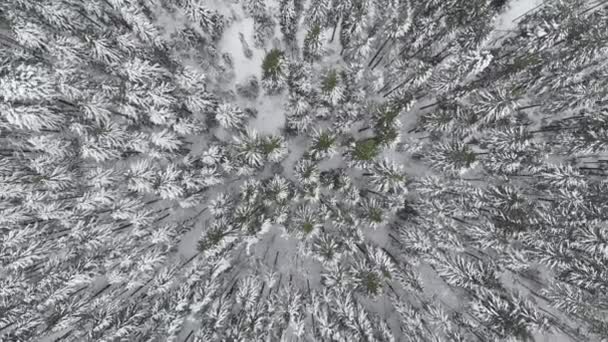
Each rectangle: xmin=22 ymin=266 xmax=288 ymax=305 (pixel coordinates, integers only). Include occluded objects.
xmin=218 ymin=13 xmax=264 ymax=85
xmin=281 ymin=135 xmax=309 ymax=178
xmin=217 ymin=1 xmax=288 ymax=135
xmin=249 ymin=95 xmax=287 ymax=134
xmin=496 ymin=0 xmax=544 ymax=31
xmin=486 ymin=0 xmax=544 ymax=47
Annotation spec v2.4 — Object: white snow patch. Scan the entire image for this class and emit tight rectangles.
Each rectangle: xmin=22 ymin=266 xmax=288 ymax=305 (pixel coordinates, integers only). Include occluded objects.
xmin=281 ymin=136 xmax=309 ymax=179
xmin=249 ymin=94 xmax=287 ymax=134
xmin=533 ymin=332 xmax=575 ymax=342
xmin=178 ymin=210 xmax=210 ymax=258
xmin=486 ymin=0 xmax=544 ymax=47
xmin=495 ymin=0 xmax=544 ymax=31
xmin=216 ymin=2 xmax=288 ymax=134
xmin=218 ymin=15 xmax=265 ymax=86
xmin=318 ymin=154 xmax=344 ymax=171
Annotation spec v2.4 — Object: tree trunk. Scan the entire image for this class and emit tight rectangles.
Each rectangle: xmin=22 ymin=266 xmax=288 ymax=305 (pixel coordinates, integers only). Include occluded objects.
xmin=377 ymin=81 xmax=394 ymax=94
xmin=420 ymin=101 xmax=440 ymax=110
xmin=76 ymin=9 xmax=103 ymax=28
xmin=272 ymin=251 xmax=280 ymax=269
xmin=512 ymin=2 xmax=545 ymax=22
xmin=382 ymin=78 xmax=409 ymax=98
xmin=516 ymin=104 xmax=542 ymax=111
xmin=365 ymin=189 xmax=388 ymax=198
xmin=54 ymin=329 xmax=73 ymax=342
xmin=431 ymin=44 xmax=452 ymax=62
xmin=154 ymin=212 xmax=171 ymax=223
xmin=581 ymin=0 xmax=608 ymax=14
xmin=371 ymin=54 xmax=386 ymax=70
xmin=184 ymin=329 xmax=194 ymax=342
xmin=410 ymin=29 xmax=449 ymax=60
xmin=92 ymin=284 xmax=112 ymax=299
xmin=368 ymin=36 xmax=392 ymax=67
xmin=330 ymin=19 xmax=339 ymax=42
xmin=0 ymin=321 xmax=17 ymax=333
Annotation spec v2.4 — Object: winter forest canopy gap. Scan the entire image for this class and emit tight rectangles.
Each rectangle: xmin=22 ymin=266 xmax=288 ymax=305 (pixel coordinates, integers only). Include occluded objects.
xmin=1 ymin=0 xmax=608 ymax=341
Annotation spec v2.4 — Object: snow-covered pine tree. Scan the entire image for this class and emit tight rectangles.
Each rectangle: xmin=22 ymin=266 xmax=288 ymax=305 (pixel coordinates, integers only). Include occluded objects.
xmin=261 ymin=48 xmax=287 ymax=94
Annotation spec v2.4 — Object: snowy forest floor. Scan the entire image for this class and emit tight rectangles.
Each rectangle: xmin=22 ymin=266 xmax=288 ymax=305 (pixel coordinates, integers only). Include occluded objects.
xmin=7 ymin=0 xmax=608 ymax=339
xmin=180 ymin=0 xmax=572 ymax=341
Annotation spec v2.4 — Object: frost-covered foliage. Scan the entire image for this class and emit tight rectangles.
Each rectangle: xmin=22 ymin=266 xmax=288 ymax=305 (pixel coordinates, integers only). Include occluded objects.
xmin=2 ymin=0 xmax=608 ymax=341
